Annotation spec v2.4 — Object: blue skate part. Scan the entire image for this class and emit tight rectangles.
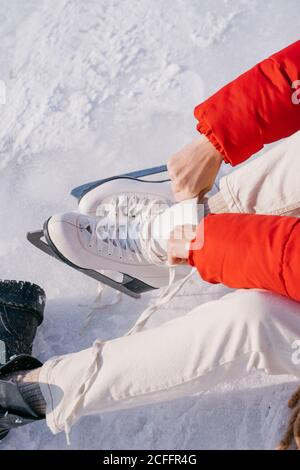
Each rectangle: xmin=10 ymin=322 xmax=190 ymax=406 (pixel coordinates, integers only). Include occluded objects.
xmin=71 ymin=164 xmax=169 ymax=201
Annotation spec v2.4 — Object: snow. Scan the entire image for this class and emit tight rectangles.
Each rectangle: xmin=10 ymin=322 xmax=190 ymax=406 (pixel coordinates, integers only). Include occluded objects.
xmin=0 ymin=0 xmax=299 ymax=450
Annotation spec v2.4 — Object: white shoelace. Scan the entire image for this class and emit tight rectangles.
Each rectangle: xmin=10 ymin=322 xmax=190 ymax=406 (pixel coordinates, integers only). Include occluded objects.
xmin=125 ymin=266 xmax=196 ymax=336
xmin=85 ymin=194 xmax=196 ymax=333
xmin=63 ymin=271 xmax=196 ymax=444
xmin=87 ymin=195 xmax=167 ymax=264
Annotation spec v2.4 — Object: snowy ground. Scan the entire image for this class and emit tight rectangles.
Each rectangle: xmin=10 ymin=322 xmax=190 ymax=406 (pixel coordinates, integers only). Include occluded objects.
xmin=0 ymin=0 xmax=299 ymax=450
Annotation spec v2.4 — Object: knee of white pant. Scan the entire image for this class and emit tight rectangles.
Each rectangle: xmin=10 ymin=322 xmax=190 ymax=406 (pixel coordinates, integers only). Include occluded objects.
xmin=222 ymin=289 xmax=276 ymax=328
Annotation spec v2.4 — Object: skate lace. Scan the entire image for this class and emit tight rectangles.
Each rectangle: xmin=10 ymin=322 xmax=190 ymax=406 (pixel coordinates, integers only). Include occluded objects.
xmin=86 ymin=193 xmax=196 ymax=334
xmin=63 ymin=195 xmax=196 ymax=443
xmin=62 ymin=271 xmax=196 ymax=443
xmin=63 ymin=270 xmax=196 ymax=444
xmin=124 ymin=266 xmax=196 ymax=336
xmin=62 ymin=338 xmax=105 ymax=445
xmin=87 ymin=195 xmax=167 ymax=264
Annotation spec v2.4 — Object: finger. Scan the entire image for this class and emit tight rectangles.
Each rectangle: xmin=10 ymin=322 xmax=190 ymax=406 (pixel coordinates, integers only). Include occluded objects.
xmin=174 ymin=258 xmax=188 ymax=265
xmin=167 ymin=246 xmax=175 ymax=265
xmin=168 ymin=253 xmax=174 ymax=265
xmin=168 ymin=256 xmax=186 ymax=266
xmin=289 ymin=385 xmax=300 ymax=409
xmin=167 ymin=243 xmax=184 ymax=265
xmin=168 ymin=255 xmax=179 ymax=265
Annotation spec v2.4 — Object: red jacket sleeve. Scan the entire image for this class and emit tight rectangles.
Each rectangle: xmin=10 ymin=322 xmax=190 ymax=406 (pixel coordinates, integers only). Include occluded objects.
xmin=195 ymin=41 xmax=300 ymax=166
xmin=188 ymin=213 xmax=300 ymax=302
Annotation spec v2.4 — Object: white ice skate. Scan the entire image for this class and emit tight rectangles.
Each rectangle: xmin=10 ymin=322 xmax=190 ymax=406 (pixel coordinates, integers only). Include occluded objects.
xmin=27 ymin=165 xmax=200 ymax=298
xmin=77 ymin=165 xmax=174 ymax=217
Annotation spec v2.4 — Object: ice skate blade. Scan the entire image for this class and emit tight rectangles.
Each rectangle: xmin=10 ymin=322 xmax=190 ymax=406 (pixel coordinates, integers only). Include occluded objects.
xmin=71 ymin=164 xmax=169 ymax=201
xmin=0 ymin=429 xmax=9 ymax=440
xmin=26 ymin=223 xmax=156 ymax=299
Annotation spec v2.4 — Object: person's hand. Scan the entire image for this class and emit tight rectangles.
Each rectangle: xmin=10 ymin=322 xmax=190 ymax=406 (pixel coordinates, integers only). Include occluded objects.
xmin=277 ymin=384 xmax=300 ymax=450
xmin=167 ymin=225 xmax=197 ymax=265
xmin=167 ymin=135 xmax=223 ymax=202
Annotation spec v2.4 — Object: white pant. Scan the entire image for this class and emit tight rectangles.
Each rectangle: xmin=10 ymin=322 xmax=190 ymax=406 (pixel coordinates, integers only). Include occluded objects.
xmin=39 ymin=131 xmax=300 ymax=436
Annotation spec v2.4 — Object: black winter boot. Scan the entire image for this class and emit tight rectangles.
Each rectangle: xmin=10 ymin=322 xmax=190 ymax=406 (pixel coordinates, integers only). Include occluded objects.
xmin=0 ymin=281 xmax=46 ymax=441
xmin=0 ymin=355 xmax=43 ymax=440
xmin=0 ymin=280 xmax=45 ymax=365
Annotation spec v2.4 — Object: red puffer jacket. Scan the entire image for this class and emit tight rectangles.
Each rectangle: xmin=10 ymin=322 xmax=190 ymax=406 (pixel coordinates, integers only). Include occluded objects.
xmin=189 ymin=41 xmax=300 ymax=301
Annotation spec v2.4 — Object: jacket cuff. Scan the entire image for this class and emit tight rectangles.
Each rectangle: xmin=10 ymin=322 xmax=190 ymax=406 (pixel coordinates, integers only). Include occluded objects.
xmin=195 ymin=116 xmax=229 ymax=164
